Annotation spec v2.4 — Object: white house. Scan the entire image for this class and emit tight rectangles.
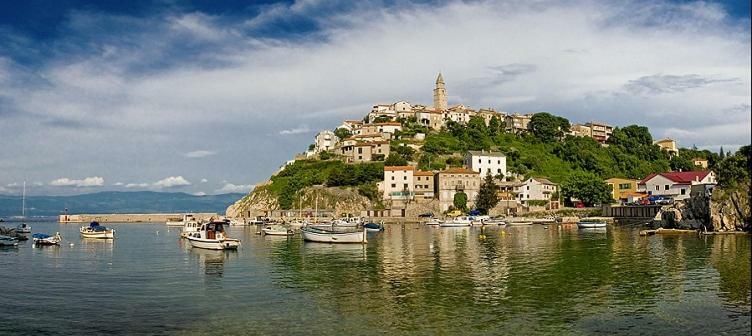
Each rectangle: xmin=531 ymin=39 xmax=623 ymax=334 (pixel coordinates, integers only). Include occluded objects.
xmin=637 ymin=171 xmax=716 ymax=201
xmin=465 ymin=150 xmax=507 ymax=178
xmin=517 ymin=177 xmax=558 ymax=202
xmin=314 ymin=130 xmax=338 ymax=153
xmin=383 ymin=166 xmax=415 ymax=199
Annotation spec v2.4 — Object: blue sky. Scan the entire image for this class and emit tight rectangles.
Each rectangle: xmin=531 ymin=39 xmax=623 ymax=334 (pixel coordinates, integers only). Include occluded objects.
xmin=0 ymin=0 xmax=750 ymax=196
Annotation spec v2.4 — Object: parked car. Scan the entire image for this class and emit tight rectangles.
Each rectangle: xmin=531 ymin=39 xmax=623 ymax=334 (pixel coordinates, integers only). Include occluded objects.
xmin=446 ymin=210 xmax=463 ymax=217
xmin=418 ymin=212 xmax=434 ymax=218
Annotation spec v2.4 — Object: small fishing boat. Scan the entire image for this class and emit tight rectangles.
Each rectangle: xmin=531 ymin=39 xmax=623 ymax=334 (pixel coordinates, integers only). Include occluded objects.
xmin=363 ymin=222 xmax=384 ymax=232
xmin=424 ymin=218 xmax=442 ymax=226
xmin=16 ymin=223 xmax=31 ymax=233
xmin=80 ymin=222 xmax=115 ymax=239
xmin=507 ymin=221 xmax=533 ymax=226
xmin=301 ymin=226 xmax=367 ymax=243
xmin=185 ymin=220 xmax=240 ymax=250
xmin=166 ymin=214 xmax=191 ymax=226
xmin=577 ymin=220 xmax=607 ymax=229
xmin=331 ymin=217 xmax=363 ymax=227
xmin=262 ymin=224 xmax=294 ymax=236
xmin=32 ymin=232 xmax=61 ymax=245
xmin=483 ymin=219 xmax=506 ymax=226
xmin=0 ymin=234 xmax=18 ymax=247
xmin=440 ymin=217 xmax=472 ymax=227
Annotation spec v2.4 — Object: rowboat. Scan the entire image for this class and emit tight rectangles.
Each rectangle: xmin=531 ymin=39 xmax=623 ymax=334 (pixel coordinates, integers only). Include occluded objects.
xmin=301 ymin=226 xmax=367 ymax=243
xmin=482 ymin=219 xmax=506 ymax=226
xmin=363 ymin=222 xmax=384 ymax=232
xmin=0 ymin=235 xmax=18 ymax=247
xmin=80 ymin=222 xmax=115 ymax=239
xmin=424 ymin=218 xmax=442 ymax=226
xmin=440 ymin=217 xmax=472 ymax=227
xmin=507 ymin=221 xmax=533 ymax=226
xmin=262 ymin=224 xmax=295 ymax=236
xmin=32 ymin=232 xmax=61 ymax=245
xmin=185 ymin=220 xmax=240 ymax=250
xmin=577 ymin=221 xmax=607 ymax=229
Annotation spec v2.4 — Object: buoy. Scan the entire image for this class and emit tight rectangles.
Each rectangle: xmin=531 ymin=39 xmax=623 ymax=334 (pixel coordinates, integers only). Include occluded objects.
xmin=69 ymin=243 xmax=75 ymax=247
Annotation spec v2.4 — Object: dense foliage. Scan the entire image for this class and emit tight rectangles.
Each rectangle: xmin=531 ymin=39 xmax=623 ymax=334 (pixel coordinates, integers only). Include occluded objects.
xmin=475 ymin=172 xmax=500 ymax=214
xmin=453 ymin=192 xmax=468 ymax=211
xmin=715 ymin=145 xmax=751 ymax=188
xmin=560 ymin=171 xmax=613 ymax=206
xmin=529 ymin=112 xmax=570 ymax=142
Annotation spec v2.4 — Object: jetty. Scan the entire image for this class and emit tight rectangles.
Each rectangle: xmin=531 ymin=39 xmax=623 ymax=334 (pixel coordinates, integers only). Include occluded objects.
xmin=59 ymin=213 xmax=218 ymax=223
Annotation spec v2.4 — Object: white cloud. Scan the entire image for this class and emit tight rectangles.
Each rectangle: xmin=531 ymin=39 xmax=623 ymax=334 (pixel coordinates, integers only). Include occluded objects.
xmin=279 ymin=125 xmax=311 ymax=135
xmin=183 ymin=150 xmax=216 ymax=158
xmin=125 ymin=183 xmax=149 ymax=188
xmin=152 ymin=176 xmax=191 ymax=188
xmin=192 ymin=191 xmax=207 ymax=196
xmin=50 ymin=176 xmax=104 ymax=187
xmin=200 ymin=178 xmax=208 ymax=183
xmin=215 ymin=183 xmax=253 ymax=193
xmin=114 ymin=182 xmax=124 ymax=186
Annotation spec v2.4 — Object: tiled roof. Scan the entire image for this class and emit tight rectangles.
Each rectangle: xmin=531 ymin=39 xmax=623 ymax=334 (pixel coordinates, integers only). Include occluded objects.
xmin=532 ymin=177 xmax=556 ymax=185
xmin=639 ymin=171 xmax=711 ymax=184
xmin=467 ymin=150 xmax=506 ymax=157
xmin=373 ymin=122 xmax=402 ymax=126
xmin=414 ymin=171 xmax=434 ymax=176
xmin=384 ymin=166 xmax=415 ymax=171
xmin=439 ymin=168 xmax=479 ymax=174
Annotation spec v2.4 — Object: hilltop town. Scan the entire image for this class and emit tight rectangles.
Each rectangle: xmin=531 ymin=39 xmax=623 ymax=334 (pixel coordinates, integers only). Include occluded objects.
xmin=227 ymin=74 xmax=747 ymax=228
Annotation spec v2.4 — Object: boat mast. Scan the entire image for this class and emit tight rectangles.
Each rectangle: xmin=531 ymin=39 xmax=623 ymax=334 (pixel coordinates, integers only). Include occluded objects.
xmin=314 ymin=193 xmax=318 ymax=224
xmin=22 ymin=181 xmax=26 ymax=221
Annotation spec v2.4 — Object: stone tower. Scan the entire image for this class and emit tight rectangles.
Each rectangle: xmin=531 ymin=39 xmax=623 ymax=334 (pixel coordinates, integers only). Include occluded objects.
xmin=433 ymin=72 xmax=448 ymax=111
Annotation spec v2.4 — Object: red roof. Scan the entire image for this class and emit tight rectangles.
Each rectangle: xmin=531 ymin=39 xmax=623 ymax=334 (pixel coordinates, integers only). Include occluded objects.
xmin=639 ymin=171 xmax=711 ymax=185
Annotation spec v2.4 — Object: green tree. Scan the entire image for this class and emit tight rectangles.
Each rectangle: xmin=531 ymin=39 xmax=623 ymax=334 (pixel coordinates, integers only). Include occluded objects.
xmin=453 ymin=192 xmax=468 ymax=211
xmin=384 ymin=153 xmax=408 ymax=166
xmin=334 ymin=128 xmax=352 ymax=140
xmin=561 ymin=171 xmax=612 ymax=206
xmin=308 ymin=144 xmax=315 ymax=151
xmin=395 ymin=145 xmax=416 ymax=161
xmin=475 ymin=172 xmax=500 ymax=215
xmin=319 ymin=151 xmax=332 ymax=160
xmin=529 ymin=112 xmax=570 ymax=142
xmin=489 ymin=116 xmax=501 ymax=137
xmin=372 ymin=116 xmax=392 ymax=123
xmin=716 ymin=147 xmax=750 ymax=188
xmin=669 ymin=155 xmax=694 ymax=172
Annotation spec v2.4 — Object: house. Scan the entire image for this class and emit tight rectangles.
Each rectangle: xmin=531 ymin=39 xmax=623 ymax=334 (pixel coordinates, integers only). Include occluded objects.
xmin=504 ymin=113 xmax=533 ymax=133
xmin=464 ymin=150 xmax=507 ymax=178
xmin=413 ymin=170 xmax=435 ymax=200
xmin=416 ymin=109 xmax=445 ymax=130
xmin=435 ymin=168 xmax=480 ymax=212
xmin=338 ymin=120 xmax=363 ymax=132
xmin=497 ymin=181 xmax=524 ymax=200
xmin=313 ymin=130 xmax=338 ymax=153
xmin=383 ymin=166 xmax=415 ymax=200
xmin=692 ymin=157 xmax=709 ymax=169
xmin=654 ymin=138 xmax=679 ymax=157
xmin=352 ymin=141 xmax=390 ymax=163
xmin=446 ymin=105 xmax=471 ymax=124
xmin=476 ymin=108 xmax=503 ymax=126
xmin=569 ymin=123 xmax=592 ymax=138
xmin=637 ymin=171 xmax=716 ymax=201
xmin=586 ymin=122 xmax=613 ymax=143
xmin=368 ymin=104 xmax=397 ymax=122
xmin=360 ymin=122 xmax=402 ymax=136
xmin=605 ymin=178 xmax=639 ymax=201
xmin=516 ymin=177 xmax=558 ymax=203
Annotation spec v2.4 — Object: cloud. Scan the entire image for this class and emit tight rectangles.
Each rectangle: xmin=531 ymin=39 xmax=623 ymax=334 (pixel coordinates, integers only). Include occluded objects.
xmin=125 ymin=183 xmax=149 ymax=188
xmin=49 ymin=176 xmax=104 ymax=187
xmin=183 ymin=150 xmax=216 ymax=158
xmin=114 ymin=182 xmax=124 ymax=186
xmin=200 ymin=178 xmax=208 ymax=183
xmin=623 ymin=74 xmax=738 ymax=95
xmin=192 ymin=191 xmax=207 ymax=196
xmin=215 ymin=183 xmax=253 ymax=193
xmin=279 ymin=125 xmax=311 ymax=135
xmin=152 ymin=176 xmax=191 ymax=188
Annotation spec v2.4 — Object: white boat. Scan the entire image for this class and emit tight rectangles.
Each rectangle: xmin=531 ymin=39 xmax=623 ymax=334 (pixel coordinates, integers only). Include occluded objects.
xmin=32 ymin=232 xmax=61 ymax=245
xmin=483 ymin=219 xmax=507 ymax=226
xmin=331 ymin=217 xmax=363 ymax=227
xmin=262 ymin=224 xmax=294 ymax=236
xmin=507 ymin=221 xmax=533 ymax=226
xmin=80 ymin=222 xmax=115 ymax=239
xmin=16 ymin=223 xmax=31 ymax=233
xmin=180 ymin=216 xmax=202 ymax=238
xmin=185 ymin=221 xmax=240 ymax=250
xmin=166 ymin=214 xmax=189 ymax=226
xmin=301 ymin=226 xmax=367 ymax=243
xmin=470 ymin=215 xmax=490 ymax=225
xmin=17 ymin=182 xmax=31 ymax=233
xmin=440 ymin=217 xmax=472 ymax=227
xmin=363 ymin=222 xmax=384 ymax=232
xmin=577 ymin=221 xmax=607 ymax=229
xmin=0 ymin=235 xmax=18 ymax=247
xmin=424 ymin=218 xmax=443 ymax=226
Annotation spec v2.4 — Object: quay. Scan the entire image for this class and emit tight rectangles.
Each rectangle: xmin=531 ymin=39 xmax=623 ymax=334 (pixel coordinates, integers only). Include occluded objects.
xmin=59 ymin=213 xmax=219 ymax=223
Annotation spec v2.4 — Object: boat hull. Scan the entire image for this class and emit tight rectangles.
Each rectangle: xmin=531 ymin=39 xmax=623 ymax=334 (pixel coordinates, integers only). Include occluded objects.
xmin=186 ymin=236 xmax=240 ymax=250
xmin=301 ymin=228 xmax=367 ymax=243
xmin=80 ymin=230 xmax=115 ymax=239
xmin=507 ymin=222 xmax=533 ymax=226
xmin=262 ymin=228 xmax=294 ymax=236
xmin=577 ymin=222 xmax=607 ymax=229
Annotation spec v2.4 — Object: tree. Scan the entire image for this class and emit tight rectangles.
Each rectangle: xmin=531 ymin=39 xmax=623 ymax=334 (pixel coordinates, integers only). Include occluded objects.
xmin=489 ymin=116 xmax=501 ymax=137
xmin=384 ymin=153 xmax=407 ymax=166
xmin=395 ymin=145 xmax=416 ymax=161
xmin=719 ymin=146 xmax=726 ymax=159
xmin=308 ymin=144 xmax=315 ymax=151
xmin=319 ymin=151 xmax=332 ymax=160
xmin=561 ymin=171 xmax=612 ymax=206
xmin=716 ymin=147 xmax=750 ymax=188
xmin=334 ymin=128 xmax=352 ymax=140
xmin=529 ymin=112 xmax=570 ymax=142
xmin=669 ymin=155 xmax=694 ymax=172
xmin=453 ymin=192 xmax=468 ymax=211
xmin=475 ymin=172 xmax=500 ymax=215
xmin=372 ymin=116 xmax=392 ymax=123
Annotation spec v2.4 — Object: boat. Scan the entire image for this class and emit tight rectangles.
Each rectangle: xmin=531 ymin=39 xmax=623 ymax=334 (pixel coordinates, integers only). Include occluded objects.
xmin=363 ymin=222 xmax=384 ymax=232
xmin=577 ymin=220 xmax=607 ymax=229
xmin=440 ymin=217 xmax=472 ymax=227
xmin=507 ymin=221 xmax=533 ymax=226
xmin=261 ymin=224 xmax=294 ymax=236
xmin=166 ymin=215 xmax=189 ymax=226
xmin=424 ymin=218 xmax=443 ymax=226
xmin=301 ymin=226 xmax=367 ymax=243
xmin=17 ymin=182 xmax=31 ymax=233
xmin=32 ymin=232 xmax=61 ymax=245
xmin=185 ymin=220 xmax=240 ymax=250
xmin=470 ymin=215 xmax=490 ymax=225
xmin=0 ymin=235 xmax=18 ymax=247
xmin=80 ymin=222 xmax=115 ymax=239
xmin=482 ymin=219 xmax=507 ymax=226
xmin=331 ymin=216 xmax=363 ymax=227
xmin=180 ymin=216 xmax=202 ymax=238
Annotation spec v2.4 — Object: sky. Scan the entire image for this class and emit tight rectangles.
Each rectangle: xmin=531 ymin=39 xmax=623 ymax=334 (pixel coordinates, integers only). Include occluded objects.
xmin=0 ymin=0 xmax=750 ymax=196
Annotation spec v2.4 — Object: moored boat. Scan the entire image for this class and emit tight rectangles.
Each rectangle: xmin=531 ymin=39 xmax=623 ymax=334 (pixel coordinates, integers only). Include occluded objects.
xmin=16 ymin=223 xmax=31 ymax=233
xmin=262 ymin=224 xmax=294 ymax=236
xmin=80 ymin=222 xmax=115 ymax=239
xmin=483 ymin=219 xmax=506 ymax=226
xmin=507 ymin=221 xmax=533 ymax=226
xmin=0 ymin=234 xmax=18 ymax=247
xmin=363 ymin=222 xmax=384 ymax=232
xmin=166 ymin=214 xmax=191 ymax=226
xmin=424 ymin=218 xmax=443 ymax=226
xmin=32 ymin=232 xmax=61 ymax=245
xmin=301 ymin=226 xmax=367 ymax=243
xmin=440 ymin=217 xmax=472 ymax=227
xmin=185 ymin=220 xmax=240 ymax=250
xmin=577 ymin=220 xmax=607 ymax=229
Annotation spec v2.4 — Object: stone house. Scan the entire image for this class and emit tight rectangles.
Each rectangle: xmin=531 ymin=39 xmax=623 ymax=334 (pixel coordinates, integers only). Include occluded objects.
xmin=435 ymin=168 xmax=480 ymax=212
xmin=465 ymin=150 xmax=507 ymax=178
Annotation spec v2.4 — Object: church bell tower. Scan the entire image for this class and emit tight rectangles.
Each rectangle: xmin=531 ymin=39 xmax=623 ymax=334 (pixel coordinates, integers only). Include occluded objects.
xmin=433 ymin=73 xmax=448 ymax=111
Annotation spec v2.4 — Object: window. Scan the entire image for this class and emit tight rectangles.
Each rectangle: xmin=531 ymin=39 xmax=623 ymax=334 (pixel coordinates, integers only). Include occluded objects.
xmin=358 ymin=148 xmax=363 ymax=154
xmin=488 ymin=160 xmax=491 ymax=164
xmin=478 ymin=159 xmax=481 ymax=164
xmin=403 ymin=176 xmax=407 ymax=180
xmin=655 ymin=186 xmax=660 ymax=191
xmin=619 ymin=183 xmax=630 ymax=190
xmin=417 ymin=177 xmax=421 ymax=181
xmin=527 ymin=186 xmax=530 ymax=190
xmin=497 ymin=169 xmax=501 ymax=173
xmin=391 ymin=184 xmax=396 ymax=188
xmin=498 ymin=160 xmax=501 ymax=164
xmin=664 ymin=185 xmax=669 ymax=190
xmin=391 ymin=176 xmax=394 ymax=180
xmin=403 ymin=184 xmax=408 ymax=189
xmin=680 ymin=189 xmax=686 ymax=195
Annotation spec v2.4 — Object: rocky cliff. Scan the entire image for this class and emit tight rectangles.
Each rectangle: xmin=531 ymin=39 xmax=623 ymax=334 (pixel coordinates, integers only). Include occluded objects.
xmin=226 ymin=185 xmax=373 ymax=218
xmin=653 ymin=182 xmax=750 ymax=232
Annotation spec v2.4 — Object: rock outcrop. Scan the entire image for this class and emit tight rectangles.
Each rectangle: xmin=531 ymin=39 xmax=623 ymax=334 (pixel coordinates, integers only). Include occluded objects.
xmin=226 ymin=185 xmax=373 ymax=218
xmin=652 ymin=182 xmax=750 ymax=232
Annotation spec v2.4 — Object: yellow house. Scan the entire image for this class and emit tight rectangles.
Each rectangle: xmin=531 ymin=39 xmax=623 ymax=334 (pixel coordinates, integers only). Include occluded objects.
xmin=692 ymin=157 xmax=708 ymax=169
xmin=605 ymin=178 xmax=639 ymax=201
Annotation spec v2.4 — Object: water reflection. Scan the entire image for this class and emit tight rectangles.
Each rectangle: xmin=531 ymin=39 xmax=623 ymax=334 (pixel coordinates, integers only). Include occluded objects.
xmin=190 ymin=248 xmax=232 ymax=288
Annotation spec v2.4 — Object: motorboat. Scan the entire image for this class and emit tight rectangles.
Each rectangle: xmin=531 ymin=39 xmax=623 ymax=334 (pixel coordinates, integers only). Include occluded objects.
xmin=16 ymin=223 xmax=31 ymax=233
xmin=301 ymin=226 xmax=367 ymax=243
xmin=331 ymin=217 xmax=363 ymax=227
xmin=482 ymin=219 xmax=507 ymax=226
xmin=80 ymin=222 xmax=115 ymax=239
xmin=32 ymin=232 xmax=61 ymax=246
xmin=262 ymin=224 xmax=294 ymax=236
xmin=180 ymin=216 xmax=202 ymax=238
xmin=166 ymin=214 xmax=190 ymax=226
xmin=507 ymin=221 xmax=533 ymax=226
xmin=470 ymin=215 xmax=490 ymax=225
xmin=0 ymin=235 xmax=18 ymax=247
xmin=577 ymin=220 xmax=608 ymax=229
xmin=185 ymin=220 xmax=240 ymax=250
xmin=424 ymin=218 xmax=443 ymax=226
xmin=440 ymin=217 xmax=472 ymax=227
xmin=363 ymin=222 xmax=384 ymax=232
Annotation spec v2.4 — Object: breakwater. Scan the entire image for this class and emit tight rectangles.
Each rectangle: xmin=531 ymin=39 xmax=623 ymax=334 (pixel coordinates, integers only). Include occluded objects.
xmin=58 ymin=213 xmax=218 ymax=223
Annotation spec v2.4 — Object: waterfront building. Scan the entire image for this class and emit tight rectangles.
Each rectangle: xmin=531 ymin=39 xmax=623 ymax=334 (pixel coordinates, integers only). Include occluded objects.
xmin=504 ymin=113 xmax=533 ymax=133
xmin=435 ymin=168 xmax=480 ymax=212
xmin=314 ymin=130 xmax=338 ymax=153
xmin=692 ymin=157 xmax=709 ymax=169
xmin=434 ymin=73 xmax=448 ymax=111
xmin=586 ymin=122 xmax=613 ymax=143
xmin=516 ymin=177 xmax=558 ymax=203
xmin=654 ymin=138 xmax=679 ymax=157
xmin=384 ymin=166 xmax=415 ymax=200
xmin=497 ymin=180 xmax=524 ymax=200
xmin=413 ymin=170 xmax=435 ymax=200
xmin=605 ymin=178 xmax=640 ymax=202
xmin=637 ymin=171 xmax=716 ymax=201
xmin=464 ymin=150 xmax=507 ymax=178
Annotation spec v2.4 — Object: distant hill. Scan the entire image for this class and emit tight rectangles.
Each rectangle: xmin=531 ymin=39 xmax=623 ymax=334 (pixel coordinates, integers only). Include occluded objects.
xmin=0 ymin=191 xmax=244 ymax=217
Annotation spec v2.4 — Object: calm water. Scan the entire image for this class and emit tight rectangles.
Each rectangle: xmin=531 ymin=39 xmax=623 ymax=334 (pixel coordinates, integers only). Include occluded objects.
xmin=1 ymin=222 xmax=749 ymax=335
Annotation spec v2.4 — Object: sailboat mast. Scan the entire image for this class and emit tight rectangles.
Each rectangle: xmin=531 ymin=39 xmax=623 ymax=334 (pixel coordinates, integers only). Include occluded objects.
xmin=314 ymin=193 xmax=318 ymax=224
xmin=22 ymin=181 xmax=26 ymax=219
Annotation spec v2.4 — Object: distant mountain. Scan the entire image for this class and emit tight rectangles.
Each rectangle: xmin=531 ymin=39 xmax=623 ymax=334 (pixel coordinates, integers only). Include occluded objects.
xmin=0 ymin=191 xmax=244 ymax=217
